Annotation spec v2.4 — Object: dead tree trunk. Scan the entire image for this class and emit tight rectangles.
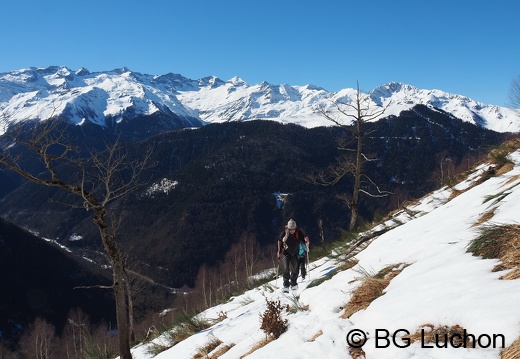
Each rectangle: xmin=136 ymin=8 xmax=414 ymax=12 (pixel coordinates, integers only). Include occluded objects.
xmin=93 ymin=209 xmax=132 ymax=359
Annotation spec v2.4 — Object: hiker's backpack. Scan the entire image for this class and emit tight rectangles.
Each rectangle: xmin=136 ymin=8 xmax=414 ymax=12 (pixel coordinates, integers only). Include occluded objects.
xmin=298 ymin=242 xmax=306 ymax=256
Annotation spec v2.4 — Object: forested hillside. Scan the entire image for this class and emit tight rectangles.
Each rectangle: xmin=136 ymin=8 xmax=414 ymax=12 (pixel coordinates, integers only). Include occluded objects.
xmin=0 ymin=105 xmax=508 ymax=290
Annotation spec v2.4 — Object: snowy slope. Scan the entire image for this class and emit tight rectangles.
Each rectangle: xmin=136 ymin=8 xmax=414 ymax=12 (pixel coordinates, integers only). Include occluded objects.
xmin=1 ymin=66 xmax=518 ymax=134
xmin=129 ymin=146 xmax=520 ymax=359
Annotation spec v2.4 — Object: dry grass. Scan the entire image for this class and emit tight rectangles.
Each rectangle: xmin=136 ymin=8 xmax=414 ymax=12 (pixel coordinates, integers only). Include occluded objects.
xmin=467 ymin=224 xmax=520 ymax=279
xmin=502 ymin=336 xmax=520 ymax=359
xmin=442 ymin=137 xmax=520 ymax=202
xmin=341 ymin=264 xmax=407 ymax=319
xmin=192 ymin=336 xmax=223 ymax=358
xmin=448 ymin=164 xmax=502 ymax=201
xmin=208 ymin=343 xmax=235 ymax=359
xmin=487 ymin=138 xmax=520 ymax=165
xmin=496 ymin=162 xmax=515 ymax=176
xmin=240 ymin=337 xmax=274 ymax=358
xmin=342 ymin=276 xmax=388 ymax=319
xmin=308 ymin=330 xmax=323 ymax=342
xmin=403 ymin=324 xmax=475 ymax=347
xmin=447 ymin=188 xmax=465 ymax=201
xmin=498 ymin=227 xmax=520 ymax=280
xmin=504 ymin=173 xmax=520 ymax=186
xmin=146 ymin=314 xmax=214 ymax=356
xmin=471 ymin=208 xmax=497 ymax=227
xmin=337 ymin=258 xmax=359 ymax=272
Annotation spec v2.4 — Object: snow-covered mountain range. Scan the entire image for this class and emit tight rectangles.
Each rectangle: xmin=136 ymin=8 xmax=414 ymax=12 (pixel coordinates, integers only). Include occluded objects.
xmin=1 ymin=66 xmax=519 ymax=135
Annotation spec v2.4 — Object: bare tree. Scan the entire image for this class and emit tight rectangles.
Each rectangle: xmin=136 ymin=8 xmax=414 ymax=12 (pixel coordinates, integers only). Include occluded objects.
xmin=241 ymin=234 xmax=261 ymax=280
xmin=225 ymin=241 xmax=243 ymax=292
xmin=508 ymin=74 xmax=520 ymax=110
xmin=62 ymin=308 xmax=90 ymax=359
xmin=317 ymin=218 xmax=325 ymax=246
xmin=310 ymin=82 xmax=391 ymax=230
xmin=18 ymin=318 xmax=57 ymax=359
xmin=0 ymin=117 xmax=153 ymax=359
xmin=195 ymin=264 xmax=212 ymax=309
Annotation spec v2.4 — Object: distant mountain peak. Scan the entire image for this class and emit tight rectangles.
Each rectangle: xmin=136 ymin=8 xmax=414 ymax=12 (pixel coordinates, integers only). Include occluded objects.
xmin=75 ymin=67 xmax=90 ymax=76
xmin=199 ymin=75 xmax=225 ymax=88
xmin=371 ymin=82 xmax=417 ymax=97
xmin=228 ymin=76 xmax=247 ymax=86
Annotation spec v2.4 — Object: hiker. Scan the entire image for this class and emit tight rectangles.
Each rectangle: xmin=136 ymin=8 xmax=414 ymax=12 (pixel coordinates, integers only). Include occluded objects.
xmin=298 ymin=236 xmax=310 ymax=280
xmin=277 ymin=219 xmax=307 ymax=292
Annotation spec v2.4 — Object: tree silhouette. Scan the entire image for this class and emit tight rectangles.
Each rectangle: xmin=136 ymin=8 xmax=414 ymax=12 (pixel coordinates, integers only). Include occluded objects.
xmin=0 ymin=116 xmax=152 ymax=359
xmin=310 ymin=83 xmax=391 ymax=230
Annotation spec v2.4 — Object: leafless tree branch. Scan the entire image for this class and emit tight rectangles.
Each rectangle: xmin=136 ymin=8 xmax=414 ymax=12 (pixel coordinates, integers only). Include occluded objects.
xmin=508 ymin=74 xmax=520 ymax=110
xmin=309 ymin=82 xmax=391 ymax=230
xmin=0 ymin=113 xmax=152 ymax=359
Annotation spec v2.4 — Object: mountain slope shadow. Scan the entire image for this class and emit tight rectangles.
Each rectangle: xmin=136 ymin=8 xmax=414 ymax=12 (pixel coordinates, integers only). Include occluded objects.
xmin=0 ymin=218 xmax=115 ymax=343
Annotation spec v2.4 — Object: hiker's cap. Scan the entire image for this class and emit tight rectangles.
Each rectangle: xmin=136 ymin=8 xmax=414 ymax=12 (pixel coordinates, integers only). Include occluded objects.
xmin=287 ymin=219 xmax=297 ymax=229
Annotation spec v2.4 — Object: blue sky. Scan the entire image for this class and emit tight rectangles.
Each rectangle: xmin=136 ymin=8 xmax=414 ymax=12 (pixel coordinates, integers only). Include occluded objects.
xmin=1 ymin=0 xmax=519 ymax=106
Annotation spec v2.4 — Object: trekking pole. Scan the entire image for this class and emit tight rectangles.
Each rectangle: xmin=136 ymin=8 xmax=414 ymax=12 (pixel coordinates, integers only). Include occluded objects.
xmin=275 ymin=259 xmax=280 ymax=288
xmin=306 ymin=246 xmax=310 ymax=281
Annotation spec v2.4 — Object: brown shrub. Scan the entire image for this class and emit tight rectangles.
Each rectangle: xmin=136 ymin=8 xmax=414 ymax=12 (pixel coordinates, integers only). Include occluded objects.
xmin=259 ymin=297 xmax=289 ymax=339
xmin=348 ymin=345 xmax=366 ymax=359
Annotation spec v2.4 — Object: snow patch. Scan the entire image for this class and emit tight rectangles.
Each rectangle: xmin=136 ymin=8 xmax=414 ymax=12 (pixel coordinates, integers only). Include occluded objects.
xmin=68 ymin=233 xmax=83 ymax=241
xmin=145 ymin=178 xmax=178 ymax=197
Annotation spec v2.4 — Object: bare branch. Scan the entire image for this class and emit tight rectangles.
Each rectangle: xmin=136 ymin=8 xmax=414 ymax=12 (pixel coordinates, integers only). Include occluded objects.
xmin=508 ymin=74 xmax=520 ymax=110
xmin=74 ymin=284 xmax=113 ymax=290
xmin=306 ymin=153 xmax=356 ymax=186
xmin=360 ymin=152 xmax=377 ymax=162
xmin=86 ymin=141 xmax=155 ymax=207
xmin=317 ymin=82 xmax=390 ymax=130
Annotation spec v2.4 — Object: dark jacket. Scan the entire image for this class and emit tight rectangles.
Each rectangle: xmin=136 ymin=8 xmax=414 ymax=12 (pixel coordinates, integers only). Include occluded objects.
xmin=279 ymin=228 xmax=305 ymax=256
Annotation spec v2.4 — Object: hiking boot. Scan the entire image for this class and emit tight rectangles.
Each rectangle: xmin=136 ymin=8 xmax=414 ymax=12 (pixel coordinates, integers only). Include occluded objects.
xmin=282 ymin=287 xmax=289 ymax=293
xmin=291 ymin=285 xmax=298 ymax=291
